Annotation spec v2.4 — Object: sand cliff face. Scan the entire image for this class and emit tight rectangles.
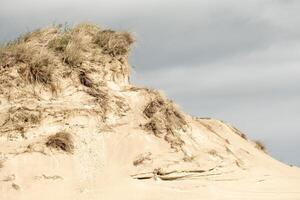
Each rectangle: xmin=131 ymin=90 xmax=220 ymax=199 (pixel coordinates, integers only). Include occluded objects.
xmin=0 ymin=24 xmax=300 ymax=200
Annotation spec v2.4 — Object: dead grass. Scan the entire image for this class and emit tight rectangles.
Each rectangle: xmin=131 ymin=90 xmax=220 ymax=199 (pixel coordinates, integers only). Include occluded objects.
xmin=48 ymin=30 xmax=83 ymax=66
xmin=225 ymin=124 xmax=248 ymax=140
xmin=1 ymin=23 xmax=133 ymax=94
xmin=133 ymin=152 xmax=152 ymax=166
xmin=143 ymin=98 xmax=164 ymax=118
xmin=240 ymin=133 xmax=247 ymax=140
xmin=48 ymin=33 xmax=71 ymax=52
xmin=72 ymin=23 xmax=100 ymax=37
xmin=144 ymin=117 xmax=165 ymax=137
xmin=0 ymin=40 xmax=54 ymax=87
xmin=94 ymin=30 xmax=134 ymax=56
xmin=10 ymin=108 xmax=41 ymax=125
xmin=0 ymin=43 xmax=32 ymax=68
xmin=142 ymin=91 xmax=187 ymax=150
xmin=18 ymin=53 xmax=53 ymax=85
xmin=46 ymin=132 xmax=74 ymax=154
xmin=11 ymin=183 xmax=20 ymax=190
xmin=62 ymin=36 xmax=84 ymax=66
xmin=183 ymin=155 xmax=196 ymax=162
xmin=254 ymin=140 xmax=267 ymax=152
xmin=1 ymin=107 xmax=42 ymax=132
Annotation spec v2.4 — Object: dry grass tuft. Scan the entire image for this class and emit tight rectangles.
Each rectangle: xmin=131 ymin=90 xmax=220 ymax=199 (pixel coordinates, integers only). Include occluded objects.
xmin=227 ymin=125 xmax=248 ymax=140
xmin=72 ymin=23 xmax=101 ymax=37
xmin=11 ymin=183 xmax=20 ymax=190
xmin=1 ymin=107 xmax=42 ymax=133
xmin=183 ymin=155 xmax=196 ymax=162
xmin=142 ymin=91 xmax=187 ymax=150
xmin=18 ymin=53 xmax=53 ymax=85
xmin=240 ymin=133 xmax=247 ymax=140
xmin=46 ymin=132 xmax=74 ymax=154
xmin=48 ymin=30 xmax=83 ymax=66
xmin=10 ymin=108 xmax=41 ymax=125
xmin=94 ymin=30 xmax=134 ymax=56
xmin=254 ymin=140 xmax=266 ymax=152
xmin=143 ymin=117 xmax=165 ymax=137
xmin=62 ymin=36 xmax=84 ymax=66
xmin=133 ymin=152 xmax=152 ymax=166
xmin=48 ymin=34 xmax=71 ymax=52
xmin=143 ymin=98 xmax=164 ymax=118
xmin=0 ymin=40 xmax=54 ymax=87
xmin=0 ymin=43 xmax=32 ymax=68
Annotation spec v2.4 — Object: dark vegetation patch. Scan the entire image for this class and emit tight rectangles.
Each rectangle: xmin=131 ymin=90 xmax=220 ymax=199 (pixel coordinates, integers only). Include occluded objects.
xmin=94 ymin=30 xmax=134 ymax=56
xmin=254 ymin=140 xmax=267 ymax=153
xmin=46 ymin=132 xmax=74 ymax=154
xmin=142 ymin=92 xmax=187 ymax=150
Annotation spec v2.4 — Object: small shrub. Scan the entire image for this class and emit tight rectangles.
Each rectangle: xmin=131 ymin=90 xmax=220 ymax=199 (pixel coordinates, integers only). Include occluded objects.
xmin=62 ymin=37 xmax=83 ymax=66
xmin=254 ymin=140 xmax=266 ymax=152
xmin=0 ymin=44 xmax=32 ymax=68
xmin=240 ymin=133 xmax=247 ymax=140
xmin=72 ymin=23 xmax=100 ymax=37
xmin=142 ymin=93 xmax=187 ymax=150
xmin=143 ymin=98 xmax=164 ymax=118
xmin=11 ymin=183 xmax=20 ymax=190
xmin=46 ymin=132 xmax=74 ymax=154
xmin=48 ymin=34 xmax=71 ymax=52
xmin=94 ymin=30 xmax=134 ymax=56
xmin=10 ymin=107 xmax=41 ymax=125
xmin=48 ymin=30 xmax=83 ymax=66
xmin=18 ymin=54 xmax=52 ymax=85
xmin=143 ymin=118 xmax=164 ymax=137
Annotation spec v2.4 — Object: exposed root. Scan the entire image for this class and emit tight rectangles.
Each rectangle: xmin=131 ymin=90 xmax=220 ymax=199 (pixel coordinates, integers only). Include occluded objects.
xmin=131 ymin=167 xmax=216 ymax=181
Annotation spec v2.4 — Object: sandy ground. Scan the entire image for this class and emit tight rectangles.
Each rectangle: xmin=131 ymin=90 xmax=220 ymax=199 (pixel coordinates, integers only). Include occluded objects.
xmin=1 ymin=86 xmax=300 ymax=200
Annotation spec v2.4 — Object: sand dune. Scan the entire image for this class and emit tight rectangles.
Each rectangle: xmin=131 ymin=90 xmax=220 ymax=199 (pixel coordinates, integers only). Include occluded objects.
xmin=0 ymin=24 xmax=299 ymax=200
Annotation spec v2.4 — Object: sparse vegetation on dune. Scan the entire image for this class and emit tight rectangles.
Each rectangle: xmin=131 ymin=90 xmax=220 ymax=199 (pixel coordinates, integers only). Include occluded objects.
xmin=94 ymin=30 xmax=134 ymax=56
xmin=18 ymin=53 xmax=53 ymax=85
xmin=141 ymin=90 xmax=188 ymax=150
xmin=0 ymin=23 xmax=134 ymax=91
xmin=254 ymin=140 xmax=267 ymax=152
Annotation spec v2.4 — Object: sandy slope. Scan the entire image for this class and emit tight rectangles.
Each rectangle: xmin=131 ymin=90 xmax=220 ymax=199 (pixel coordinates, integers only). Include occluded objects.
xmin=0 ymin=24 xmax=300 ymax=199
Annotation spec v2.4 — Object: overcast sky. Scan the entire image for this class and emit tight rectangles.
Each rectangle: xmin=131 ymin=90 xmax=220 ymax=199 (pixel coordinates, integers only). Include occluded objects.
xmin=1 ymin=0 xmax=299 ymax=166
